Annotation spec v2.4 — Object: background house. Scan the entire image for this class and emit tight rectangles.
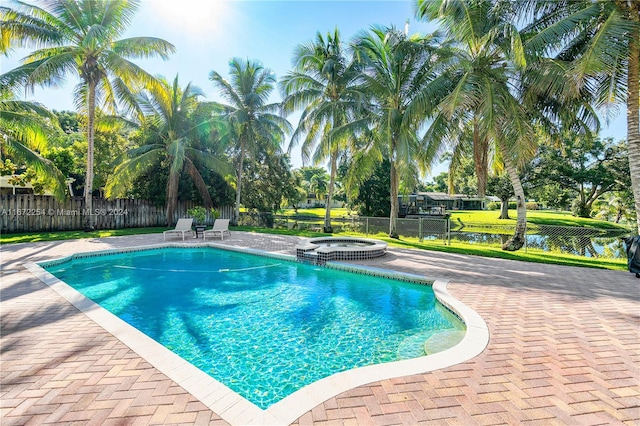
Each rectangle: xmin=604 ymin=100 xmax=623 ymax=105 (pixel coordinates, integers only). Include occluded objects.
xmin=296 ymin=193 xmax=343 ymax=209
xmin=398 ymin=192 xmax=489 ymax=217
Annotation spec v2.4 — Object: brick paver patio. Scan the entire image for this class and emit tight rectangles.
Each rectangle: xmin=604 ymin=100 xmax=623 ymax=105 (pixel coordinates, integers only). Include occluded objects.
xmin=1 ymin=232 xmax=639 ymax=425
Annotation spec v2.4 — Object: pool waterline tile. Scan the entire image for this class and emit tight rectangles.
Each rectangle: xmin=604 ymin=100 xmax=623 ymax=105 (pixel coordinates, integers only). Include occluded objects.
xmin=26 ymin=242 xmax=489 ymax=426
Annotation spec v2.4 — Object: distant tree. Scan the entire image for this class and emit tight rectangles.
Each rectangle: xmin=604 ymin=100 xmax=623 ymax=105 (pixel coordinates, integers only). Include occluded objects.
xmin=422 ymin=172 xmax=449 ymax=193
xmin=308 ymin=173 xmax=328 ymax=202
xmin=47 ymin=110 xmax=86 ymax=194
xmin=525 ymin=182 xmax=573 ymax=211
xmin=525 ymin=137 xmax=631 ymax=218
xmin=283 ymin=169 xmax=307 ymax=213
xmin=446 ymin=154 xmax=478 ymax=196
xmin=351 ymin=160 xmax=391 ymax=217
xmin=54 ymin=110 xmax=81 ymax=134
xmin=92 ymin=118 xmax=130 ymax=195
xmin=594 ymin=191 xmax=636 ymax=225
xmin=487 ymin=174 xmax=515 ymax=219
xmin=298 ymin=167 xmax=330 ymax=204
xmin=299 ymin=167 xmax=329 ymax=183
xmin=126 ymin=148 xmax=234 ymax=209
xmin=241 ymin=153 xmax=296 ymax=212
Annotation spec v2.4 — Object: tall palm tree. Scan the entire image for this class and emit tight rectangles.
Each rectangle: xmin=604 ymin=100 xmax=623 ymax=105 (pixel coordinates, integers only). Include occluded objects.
xmin=209 ymin=58 xmax=291 ymax=225
xmin=0 ymin=0 xmax=174 ymax=229
xmin=415 ymin=0 xmax=587 ymax=250
xmin=281 ymin=29 xmax=364 ymax=232
xmin=351 ymin=26 xmax=444 ymax=238
xmin=0 ymin=95 xmax=66 ymax=198
xmin=521 ymin=0 xmax=640 ymax=233
xmin=106 ymin=75 xmax=226 ymax=225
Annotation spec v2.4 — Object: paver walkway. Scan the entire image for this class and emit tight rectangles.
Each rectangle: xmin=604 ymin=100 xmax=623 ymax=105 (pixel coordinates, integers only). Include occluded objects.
xmin=1 ymin=232 xmax=639 ymax=425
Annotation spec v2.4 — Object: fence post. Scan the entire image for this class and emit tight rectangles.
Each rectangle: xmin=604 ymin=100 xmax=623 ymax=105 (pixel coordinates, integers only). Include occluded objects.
xmin=419 ymin=218 xmax=423 ymax=242
xmin=446 ymin=218 xmax=451 ymax=246
xmin=366 ymin=217 xmax=369 ymax=236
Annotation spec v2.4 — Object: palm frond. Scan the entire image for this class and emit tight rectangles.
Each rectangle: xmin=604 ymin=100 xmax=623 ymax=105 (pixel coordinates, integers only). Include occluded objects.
xmin=111 ymin=37 xmax=175 ymax=60
xmin=0 ymin=1 xmax=65 ymax=53
xmin=106 ymin=147 xmax=164 ymax=198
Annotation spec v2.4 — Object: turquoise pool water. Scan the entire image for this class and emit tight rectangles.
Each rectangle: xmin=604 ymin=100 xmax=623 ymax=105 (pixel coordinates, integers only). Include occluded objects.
xmin=44 ymin=247 xmax=464 ymax=409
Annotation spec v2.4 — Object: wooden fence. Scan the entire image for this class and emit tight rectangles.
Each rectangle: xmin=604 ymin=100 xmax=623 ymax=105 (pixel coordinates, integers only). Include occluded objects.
xmin=0 ymin=195 xmax=233 ymax=234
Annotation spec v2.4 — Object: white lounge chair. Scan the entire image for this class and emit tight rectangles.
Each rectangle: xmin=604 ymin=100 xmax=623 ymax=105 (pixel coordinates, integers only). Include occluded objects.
xmin=163 ymin=218 xmax=194 ymax=241
xmin=203 ymin=219 xmax=231 ymax=240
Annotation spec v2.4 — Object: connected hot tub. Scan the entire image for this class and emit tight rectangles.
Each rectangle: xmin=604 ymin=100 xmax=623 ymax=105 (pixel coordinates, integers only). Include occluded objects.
xmin=296 ymin=237 xmax=388 ymax=264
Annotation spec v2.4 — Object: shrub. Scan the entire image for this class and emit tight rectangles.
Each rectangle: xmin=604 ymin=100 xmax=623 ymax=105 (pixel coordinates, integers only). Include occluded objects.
xmin=187 ymin=206 xmax=206 ymax=224
xmin=487 ymin=201 xmax=500 ymax=210
xmin=526 ymin=202 xmax=539 ymax=210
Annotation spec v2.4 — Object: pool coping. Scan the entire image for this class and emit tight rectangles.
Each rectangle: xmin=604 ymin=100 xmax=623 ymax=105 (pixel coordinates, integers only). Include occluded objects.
xmin=24 ymin=242 xmax=490 ymax=426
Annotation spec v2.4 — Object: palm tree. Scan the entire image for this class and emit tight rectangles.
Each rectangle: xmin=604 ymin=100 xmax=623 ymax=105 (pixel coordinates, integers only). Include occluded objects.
xmin=521 ymin=0 xmax=640 ymax=233
xmin=0 ymin=0 xmax=174 ymax=229
xmin=281 ymin=29 xmax=364 ymax=232
xmin=417 ymin=0 xmax=556 ymax=251
xmin=351 ymin=26 xmax=444 ymax=238
xmin=308 ymin=172 xmax=328 ymax=202
xmin=209 ymin=58 xmax=291 ymax=225
xmin=106 ymin=75 xmax=226 ymax=225
xmin=0 ymin=95 xmax=66 ymax=199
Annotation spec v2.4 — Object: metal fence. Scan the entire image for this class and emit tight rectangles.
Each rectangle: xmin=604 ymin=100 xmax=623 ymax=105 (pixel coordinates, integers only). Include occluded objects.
xmin=252 ymin=214 xmax=631 ymax=260
xmin=448 ymin=222 xmax=629 ymax=258
xmin=258 ymin=215 xmax=451 ymax=242
xmin=524 ymin=223 xmax=629 ymax=259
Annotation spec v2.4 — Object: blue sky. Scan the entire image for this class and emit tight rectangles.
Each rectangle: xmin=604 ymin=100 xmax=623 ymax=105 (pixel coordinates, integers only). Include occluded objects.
xmin=2 ymin=0 xmax=627 ymax=174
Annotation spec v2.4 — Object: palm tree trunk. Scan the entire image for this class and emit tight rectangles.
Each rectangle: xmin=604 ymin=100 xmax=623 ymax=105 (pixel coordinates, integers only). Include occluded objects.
xmin=473 ymin=119 xmax=489 ymax=197
xmin=324 ymin=150 xmax=338 ymax=233
xmin=233 ymin=143 xmax=245 ymax=226
xmin=627 ymin=10 xmax=640 ymax=234
xmin=166 ymin=168 xmax=179 ymax=226
xmin=389 ymin=160 xmax=399 ymax=239
xmin=502 ymin=155 xmax=526 ymax=251
xmin=185 ymin=160 xmax=213 ymax=208
xmin=83 ymin=81 xmax=96 ymax=231
xmin=499 ymin=199 xmax=510 ymax=219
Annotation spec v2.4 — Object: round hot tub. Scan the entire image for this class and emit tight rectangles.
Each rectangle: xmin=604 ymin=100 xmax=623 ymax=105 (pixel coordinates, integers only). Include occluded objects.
xmin=296 ymin=237 xmax=387 ymax=264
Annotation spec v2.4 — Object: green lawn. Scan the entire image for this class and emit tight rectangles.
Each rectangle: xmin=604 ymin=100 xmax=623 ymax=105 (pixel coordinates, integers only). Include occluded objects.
xmin=450 ymin=209 xmax=628 ymax=230
xmin=279 ymin=207 xmax=628 ymax=231
xmin=0 ymin=227 xmax=166 ymax=244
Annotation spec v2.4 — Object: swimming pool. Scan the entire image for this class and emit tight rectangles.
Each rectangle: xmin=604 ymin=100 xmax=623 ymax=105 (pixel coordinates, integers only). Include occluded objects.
xmin=42 ymin=246 xmax=464 ymax=409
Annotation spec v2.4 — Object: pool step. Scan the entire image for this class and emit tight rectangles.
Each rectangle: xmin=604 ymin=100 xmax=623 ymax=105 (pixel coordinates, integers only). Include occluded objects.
xmin=423 ymin=329 xmax=466 ymax=355
xmin=396 ymin=329 xmax=466 ymax=360
xmin=396 ymin=331 xmax=433 ymax=359
xmin=296 ymin=250 xmax=325 ymax=265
